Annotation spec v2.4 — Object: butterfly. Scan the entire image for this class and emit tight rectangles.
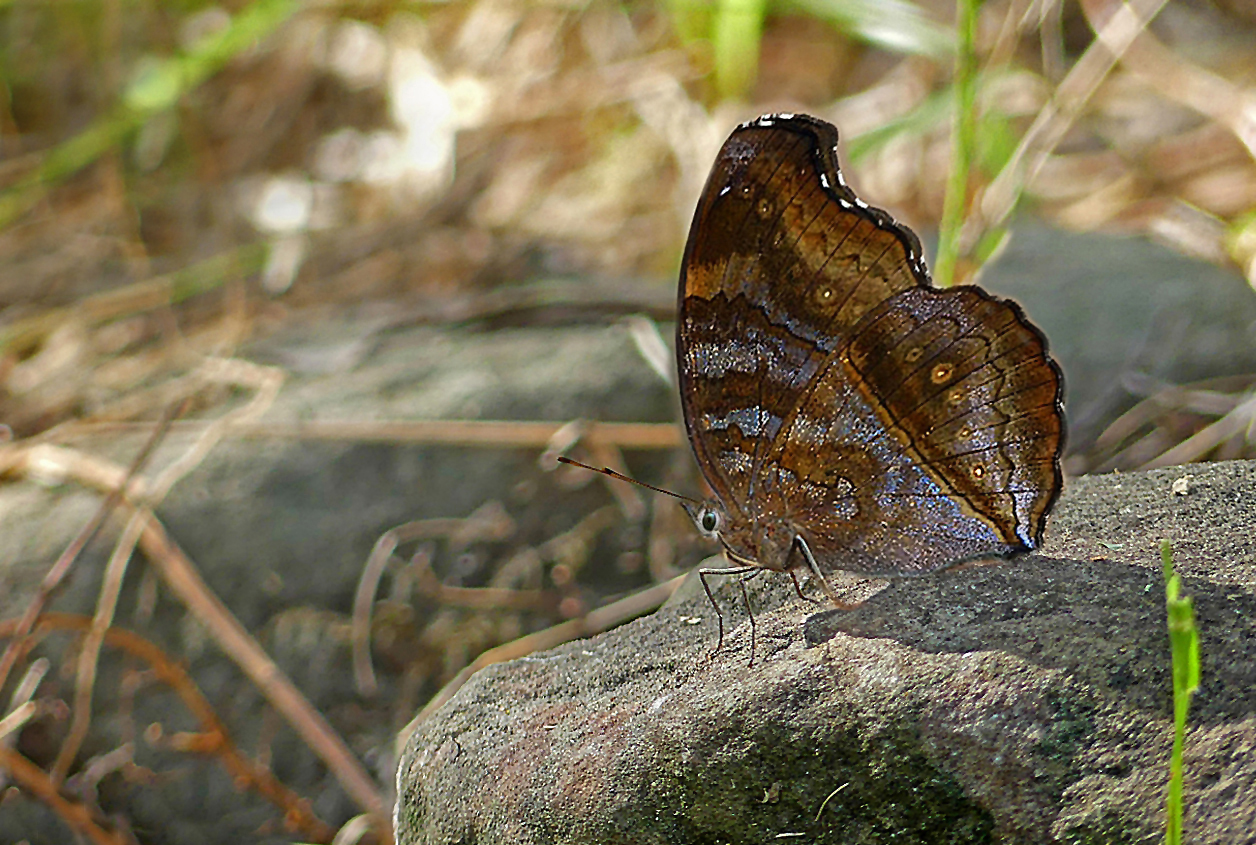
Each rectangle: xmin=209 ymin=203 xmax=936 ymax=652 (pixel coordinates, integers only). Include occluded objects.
xmin=565 ymin=113 xmax=1064 ymax=651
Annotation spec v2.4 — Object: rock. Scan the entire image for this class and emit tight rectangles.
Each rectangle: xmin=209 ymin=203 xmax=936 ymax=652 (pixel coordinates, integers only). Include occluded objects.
xmin=396 ymin=460 xmax=1256 ymax=845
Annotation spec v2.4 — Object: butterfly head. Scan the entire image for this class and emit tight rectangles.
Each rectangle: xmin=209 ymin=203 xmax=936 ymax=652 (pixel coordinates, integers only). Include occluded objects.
xmin=682 ymin=500 xmax=727 ymax=541
xmin=683 ymin=500 xmax=803 ymax=574
xmin=556 ymin=458 xmax=752 ymax=557
xmin=555 ymin=457 xmax=810 ymax=574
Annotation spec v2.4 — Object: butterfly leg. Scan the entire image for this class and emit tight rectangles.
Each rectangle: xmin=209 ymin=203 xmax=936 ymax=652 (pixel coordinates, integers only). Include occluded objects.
xmin=796 ymin=536 xmax=860 ymax=609
xmin=788 ymin=569 xmax=824 ymax=605
xmin=738 ymin=575 xmax=756 ymax=667
xmin=698 ymin=564 xmax=760 ymax=658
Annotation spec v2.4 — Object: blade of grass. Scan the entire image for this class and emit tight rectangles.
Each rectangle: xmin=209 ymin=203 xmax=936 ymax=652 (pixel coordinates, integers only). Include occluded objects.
xmin=663 ymin=0 xmax=714 ymax=45
xmin=1225 ymin=211 xmax=1256 ymax=287
xmin=673 ymin=0 xmax=952 ymax=100
xmin=0 ymin=0 xmax=299 ymax=231
xmin=842 ymin=70 xmax=1021 ymax=167
xmin=1160 ymin=539 xmax=1200 ymax=845
xmin=932 ymin=0 xmax=979 ymax=287
xmin=843 ymin=87 xmax=953 ymax=165
xmin=966 ymin=0 xmax=1170 ymax=252
xmin=713 ymin=0 xmax=768 ymax=100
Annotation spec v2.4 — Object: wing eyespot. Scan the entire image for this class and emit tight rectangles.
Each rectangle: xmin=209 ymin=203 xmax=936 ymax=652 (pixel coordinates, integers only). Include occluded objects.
xmin=931 ymin=362 xmax=954 ymax=384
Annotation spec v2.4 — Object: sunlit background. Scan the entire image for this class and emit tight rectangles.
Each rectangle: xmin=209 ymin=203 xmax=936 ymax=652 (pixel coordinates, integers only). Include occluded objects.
xmin=2 ymin=1 xmax=1255 ymax=842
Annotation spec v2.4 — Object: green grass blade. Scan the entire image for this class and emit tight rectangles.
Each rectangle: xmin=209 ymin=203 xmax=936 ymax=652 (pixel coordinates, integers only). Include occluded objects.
xmin=1160 ymin=539 xmax=1200 ymax=845
xmin=785 ymin=0 xmax=953 ymax=59
xmin=713 ymin=0 xmax=768 ymax=100
xmin=843 ymin=87 xmax=952 ymax=164
xmin=663 ymin=0 xmax=713 ymax=44
xmin=0 ymin=242 xmax=269 ymax=359
xmin=932 ymin=0 xmax=979 ymax=288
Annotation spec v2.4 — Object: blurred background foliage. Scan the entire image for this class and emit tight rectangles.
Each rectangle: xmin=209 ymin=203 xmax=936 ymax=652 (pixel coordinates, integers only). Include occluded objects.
xmin=2 ymin=2 xmax=1256 ymax=840
xmin=2 ymin=0 xmax=1255 ymax=442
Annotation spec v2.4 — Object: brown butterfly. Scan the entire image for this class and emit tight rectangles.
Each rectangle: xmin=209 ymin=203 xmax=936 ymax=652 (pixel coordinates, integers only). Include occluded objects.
xmin=565 ymin=113 xmax=1064 ymax=652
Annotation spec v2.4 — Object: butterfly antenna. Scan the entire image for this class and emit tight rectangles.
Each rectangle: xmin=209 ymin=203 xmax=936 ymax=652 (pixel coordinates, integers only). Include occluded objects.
xmin=556 ymin=456 xmax=701 ymax=505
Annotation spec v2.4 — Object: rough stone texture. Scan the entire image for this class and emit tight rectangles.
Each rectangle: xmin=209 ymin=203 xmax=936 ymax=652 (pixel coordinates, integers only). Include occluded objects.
xmin=396 ymin=460 xmax=1256 ymax=845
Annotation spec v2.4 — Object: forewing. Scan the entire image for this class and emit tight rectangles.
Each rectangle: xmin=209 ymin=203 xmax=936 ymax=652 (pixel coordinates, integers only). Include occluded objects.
xmin=677 ymin=115 xmax=927 ymax=520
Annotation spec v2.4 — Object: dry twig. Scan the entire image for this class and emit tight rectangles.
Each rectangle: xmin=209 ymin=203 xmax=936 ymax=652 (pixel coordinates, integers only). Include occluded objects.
xmin=0 ymin=399 xmax=182 ymax=696
xmin=2 ymin=442 xmax=390 ymax=840
xmin=352 ymin=502 xmax=519 ymax=697
xmin=0 ymin=614 xmax=338 ymax=843
xmin=969 ymin=0 xmax=1171 ymax=246
xmin=44 ymin=418 xmax=683 ymax=450
xmin=53 ymin=358 xmax=282 ymax=784
xmin=0 ymin=745 xmax=131 ymax=845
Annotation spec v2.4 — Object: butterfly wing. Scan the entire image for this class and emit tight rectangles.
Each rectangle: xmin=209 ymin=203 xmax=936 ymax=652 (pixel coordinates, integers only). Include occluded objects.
xmin=677 ymin=115 xmax=925 ymax=529
xmin=770 ymin=285 xmax=1063 ymax=576
xmin=678 ymin=114 xmax=1064 ymax=577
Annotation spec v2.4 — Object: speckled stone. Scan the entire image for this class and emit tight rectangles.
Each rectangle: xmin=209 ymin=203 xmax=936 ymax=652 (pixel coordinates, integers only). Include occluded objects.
xmin=396 ymin=461 xmax=1256 ymax=845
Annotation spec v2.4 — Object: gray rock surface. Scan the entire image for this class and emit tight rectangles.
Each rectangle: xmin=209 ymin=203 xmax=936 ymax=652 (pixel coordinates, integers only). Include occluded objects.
xmin=396 ymin=460 xmax=1256 ymax=845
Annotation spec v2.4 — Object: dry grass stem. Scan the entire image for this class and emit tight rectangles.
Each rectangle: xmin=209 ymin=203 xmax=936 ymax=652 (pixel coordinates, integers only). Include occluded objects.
xmin=53 ymin=510 xmax=150 ymax=784
xmin=0 ymin=614 xmax=339 ymax=843
xmin=1082 ymin=375 xmax=1256 ymax=471
xmin=0 ymin=659 xmax=50 ymax=790
xmin=44 ymin=418 xmax=684 ymax=451
xmin=971 ymin=0 xmax=1170 ymax=244
xmin=1142 ymin=392 xmax=1256 ymax=469
xmin=353 ymin=503 xmax=519 ymax=697
xmin=351 ymin=504 xmax=512 ymax=693
xmin=0 ymin=701 xmax=37 ymax=741
xmin=1 ymin=442 xmax=388 ymax=838
xmin=23 ymin=359 xmax=281 ymax=785
xmin=136 ymin=514 xmax=391 ymax=838
xmin=1099 ymin=5 xmax=1256 ymax=160
xmin=0 ymin=745 xmax=132 ymax=845
xmin=0 ymin=399 xmax=181 ymax=695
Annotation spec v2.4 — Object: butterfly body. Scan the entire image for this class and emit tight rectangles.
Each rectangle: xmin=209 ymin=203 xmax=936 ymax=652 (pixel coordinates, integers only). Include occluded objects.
xmin=677 ymin=114 xmax=1064 ymax=596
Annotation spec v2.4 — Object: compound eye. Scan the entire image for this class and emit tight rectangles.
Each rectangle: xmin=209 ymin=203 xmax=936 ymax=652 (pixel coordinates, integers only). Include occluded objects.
xmin=700 ymin=508 xmax=720 ymax=535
